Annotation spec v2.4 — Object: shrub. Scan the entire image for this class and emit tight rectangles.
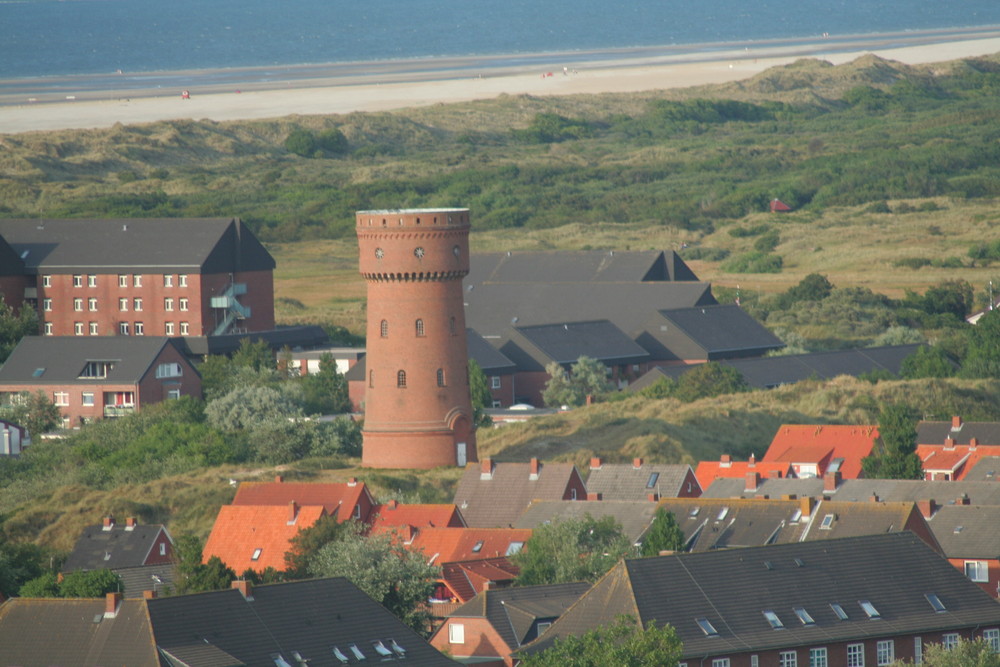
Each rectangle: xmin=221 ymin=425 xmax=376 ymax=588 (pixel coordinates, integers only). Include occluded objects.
xmin=284 ymin=129 xmax=317 ymax=157
xmin=316 ymin=128 xmax=349 ymax=154
xmin=894 ymin=257 xmax=932 ymax=269
xmin=721 ymin=251 xmax=783 ymax=273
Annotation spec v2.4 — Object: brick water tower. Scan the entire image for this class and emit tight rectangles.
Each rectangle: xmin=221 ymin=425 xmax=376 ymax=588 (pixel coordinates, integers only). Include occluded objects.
xmin=356 ymin=208 xmax=478 ymax=469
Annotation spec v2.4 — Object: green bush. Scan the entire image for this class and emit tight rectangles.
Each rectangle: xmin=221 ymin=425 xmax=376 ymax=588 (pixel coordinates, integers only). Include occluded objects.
xmin=721 ymin=251 xmax=783 ymax=273
xmin=284 ymin=129 xmax=317 ymax=157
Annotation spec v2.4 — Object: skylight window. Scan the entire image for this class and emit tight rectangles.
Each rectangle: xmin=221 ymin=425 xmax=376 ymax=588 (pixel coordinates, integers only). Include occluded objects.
xmin=271 ymin=655 xmax=293 ymax=667
xmin=762 ymin=610 xmax=784 ymax=629
xmin=859 ymin=600 xmax=881 ymax=619
xmin=389 ymin=640 xmax=406 ymax=657
xmin=689 ymin=507 xmax=700 ymax=518
xmin=830 ymin=603 xmax=849 ymax=620
xmin=32 ymin=367 xmax=45 ymax=378
xmin=472 ymin=540 xmax=484 ymax=553
xmin=717 ymin=507 xmax=730 ymax=521
xmin=789 ymin=509 xmax=802 ymax=523
xmin=332 ymin=647 xmax=350 ymax=664
xmin=373 ymin=642 xmax=393 ymax=658
xmin=696 ymin=618 xmax=719 ymax=637
xmin=506 ymin=541 xmax=525 ymax=556
xmin=251 ymin=548 xmax=262 ymax=561
xmin=793 ymin=607 xmax=815 ymax=626
xmin=646 ymin=472 xmax=660 ymax=489
xmin=349 ymin=644 xmax=366 ymax=660
xmin=819 ymin=513 xmax=835 ymax=529
xmin=925 ymin=594 xmax=946 ymax=613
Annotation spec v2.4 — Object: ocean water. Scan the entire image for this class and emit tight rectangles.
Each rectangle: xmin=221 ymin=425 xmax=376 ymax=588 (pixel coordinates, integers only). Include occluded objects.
xmin=2 ymin=0 xmax=1000 ymax=79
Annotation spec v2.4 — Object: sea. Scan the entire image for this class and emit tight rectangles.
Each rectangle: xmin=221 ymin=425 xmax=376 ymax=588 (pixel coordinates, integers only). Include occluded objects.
xmin=2 ymin=0 xmax=1000 ymax=81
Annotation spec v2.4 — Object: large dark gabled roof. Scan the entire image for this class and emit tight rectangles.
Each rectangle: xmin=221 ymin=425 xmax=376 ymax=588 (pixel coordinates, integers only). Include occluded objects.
xmin=0 ymin=336 xmax=183 ymax=385
xmin=918 ymin=419 xmax=1000 ymax=446
xmin=147 ymin=577 xmax=457 ymax=666
xmin=639 ymin=305 xmax=784 ymax=360
xmin=62 ymin=522 xmax=170 ymax=572
xmin=523 ymin=533 xmax=1000 ymax=660
xmin=0 ymin=234 xmax=24 ymax=276
xmin=0 ymin=218 xmax=274 ymax=274
xmin=468 ymin=250 xmax=698 ymax=285
xmin=466 ymin=329 xmax=516 ymax=373
xmin=502 ymin=320 xmax=650 ymax=371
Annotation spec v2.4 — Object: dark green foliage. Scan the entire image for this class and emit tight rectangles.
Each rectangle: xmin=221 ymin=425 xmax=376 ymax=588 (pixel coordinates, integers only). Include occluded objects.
xmin=20 ymin=569 xmax=122 ymax=598
xmin=0 ymin=300 xmax=38 ymax=364
xmin=516 ymin=113 xmax=594 ymax=143
xmin=518 ymin=615 xmax=683 ymax=667
xmin=0 ymin=536 xmax=50 ymax=598
xmin=512 ymin=515 xmax=631 ymax=586
xmin=18 ymin=572 xmax=60 ymax=597
xmin=542 ymin=357 xmax=616 ymax=407
xmin=720 ymin=250 xmax=783 ymax=273
xmin=968 ymin=239 xmax=1000 ymax=264
xmin=727 ymin=224 xmax=772 ymax=238
xmin=752 ymin=229 xmax=781 ymax=253
xmin=861 ymin=403 xmax=924 ymax=479
xmin=679 ymin=246 xmax=729 ymax=261
xmin=284 ymin=513 xmax=348 ymax=578
xmin=961 ymin=309 xmax=1000 ymax=378
xmin=284 ymin=128 xmax=317 ymax=157
xmin=0 ymin=390 xmax=62 ymax=438
xmin=640 ymin=362 xmax=750 ymax=403
xmin=173 ymin=535 xmax=237 ymax=594
xmin=786 ymin=273 xmax=833 ymax=303
xmin=900 ymin=280 xmax=974 ymax=324
xmin=640 ymin=508 xmax=686 ymax=557
xmin=316 ymin=128 xmax=349 ymax=154
xmin=468 ymin=359 xmax=493 ymax=428
xmin=900 ymin=346 xmax=956 ymax=379
xmin=300 ymin=353 xmax=350 ymax=415
xmin=894 ymin=257 xmax=932 ymax=269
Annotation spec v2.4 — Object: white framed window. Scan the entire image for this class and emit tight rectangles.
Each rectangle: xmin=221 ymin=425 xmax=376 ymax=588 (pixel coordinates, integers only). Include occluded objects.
xmin=73 ymin=297 xmax=83 ymax=311
xmin=179 ymin=297 xmax=189 ymax=311
xmin=133 ymin=274 xmax=142 ymax=287
xmin=88 ymin=275 xmax=97 ymax=287
xmin=159 ymin=542 xmax=167 ymax=555
xmin=119 ymin=322 xmax=129 ymax=335
xmin=134 ymin=322 xmax=144 ymax=335
xmin=88 ymin=297 xmax=98 ymax=311
xmin=163 ymin=274 xmax=173 ymax=287
xmin=165 ymin=322 xmax=175 ymax=335
xmin=983 ymin=629 xmax=1000 ymax=653
xmin=43 ymin=298 xmax=52 ymax=311
xmin=133 ymin=297 xmax=142 ymax=311
xmin=73 ymin=274 xmax=83 ymax=287
xmin=877 ymin=640 xmax=894 ymax=665
xmin=43 ymin=322 xmax=52 ymax=335
xmin=156 ymin=363 xmax=183 ymax=379
xmin=74 ymin=321 xmax=83 ymax=335
xmin=750 ymin=657 xmax=758 ymax=667
xmin=81 ymin=392 xmax=94 ymax=406
xmin=779 ymin=651 xmax=797 ymax=667
xmin=179 ymin=322 xmax=189 ymax=335
xmin=915 ymin=637 xmax=923 ymax=664
xmin=492 ymin=400 xmax=501 ymax=408
xmin=164 ymin=297 xmax=174 ymax=311
xmin=809 ymin=648 xmax=827 ymax=667
xmin=847 ymin=644 xmax=865 ymax=667
xmin=167 ymin=388 xmax=181 ymax=400
xmin=711 ymin=660 xmax=730 ymax=667
xmin=53 ymin=391 xmax=69 ymax=406
xmin=943 ymin=634 xmax=959 ymax=651
xmin=89 ymin=322 xmax=98 ymax=335
xmin=119 ymin=297 xmax=128 ymax=311
xmin=42 ymin=275 xmax=51 ymax=287
xmin=118 ymin=274 xmax=128 ymax=287
xmin=965 ymin=560 xmax=989 ymax=582
xmin=178 ymin=274 xmax=188 ymax=287
xmin=491 ymin=376 xmax=501 ymax=389
xmin=448 ymin=623 xmax=464 ymax=644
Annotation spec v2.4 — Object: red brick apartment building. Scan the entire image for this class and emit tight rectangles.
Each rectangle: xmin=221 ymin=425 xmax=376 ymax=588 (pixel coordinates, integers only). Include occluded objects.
xmin=0 ymin=218 xmax=274 ymax=338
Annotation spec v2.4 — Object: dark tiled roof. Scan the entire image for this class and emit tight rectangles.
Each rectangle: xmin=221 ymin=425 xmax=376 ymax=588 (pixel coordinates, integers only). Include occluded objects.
xmin=513 ymin=500 xmax=659 ymax=543
xmin=918 ymin=419 xmax=1000 ymax=446
xmin=961 ymin=456 xmax=1000 ymax=481
xmin=115 ymin=563 xmax=177 ymax=599
xmin=453 ymin=462 xmax=584 ymax=528
xmin=147 ymin=577 xmax=457 ymax=666
xmin=726 ymin=344 xmax=922 ymax=388
xmin=657 ymin=498 xmax=803 ymax=551
xmin=0 ymin=218 xmax=274 ymax=273
xmin=503 ymin=320 xmax=650 ymax=371
xmin=639 ymin=305 xmax=784 ymax=360
xmin=836 ymin=479 xmax=1000 ymax=505
xmin=586 ymin=463 xmax=697 ymax=501
xmin=926 ymin=504 xmax=1000 ymax=558
xmin=0 ymin=336 xmax=182 ymax=385
xmin=702 ymin=477 xmax=826 ymax=499
xmin=0 ymin=235 xmax=24 ymax=276
xmin=62 ymin=522 xmax=170 ymax=572
xmin=465 ymin=329 xmax=516 ymax=373
xmin=469 ymin=250 xmax=698 ymax=285
xmin=523 ymin=533 xmax=1000 ymax=659
xmin=0 ymin=598 xmax=159 ymax=666
xmin=179 ymin=325 xmax=330 ymax=356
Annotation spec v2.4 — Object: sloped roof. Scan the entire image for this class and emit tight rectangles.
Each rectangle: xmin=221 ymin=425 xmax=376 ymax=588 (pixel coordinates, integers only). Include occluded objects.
xmin=644 ymin=305 xmax=785 ymax=359
xmin=694 ymin=457 xmax=793 ymax=491
xmin=702 ymin=476 xmax=826 ymax=500
xmin=926 ymin=504 xmax=1000 ymax=559
xmin=202 ymin=504 xmax=326 ymax=573
xmin=0 ymin=597 xmax=158 ymax=666
xmin=453 ymin=461 xmax=585 ymax=528
xmin=0 ymin=218 xmax=274 ymax=273
xmin=408 ymin=527 xmax=533 ymax=564
xmin=232 ymin=479 xmax=372 ymax=520
xmin=0 ymin=336 xmax=184 ymax=385
xmin=916 ymin=443 xmax=1000 ymax=480
xmin=920 ymin=448 xmax=972 ymax=474
xmin=657 ymin=497 xmax=803 ymax=551
xmin=502 ymin=320 xmax=650 ymax=371
xmin=763 ymin=424 xmax=879 ymax=479
xmin=799 ymin=500 xmax=937 ymax=549
xmin=0 ymin=233 xmax=24 ymax=276
xmin=147 ymin=577 xmax=457 ymax=666
xmin=369 ymin=502 xmax=466 ymax=533
xmin=466 ymin=329 xmax=516 ymax=373
xmin=469 ymin=250 xmax=699 ymax=285
xmin=960 ymin=455 xmax=1000 ymax=482
xmin=836 ymin=479 xmax=1000 ymax=505
xmin=522 ymin=533 xmax=1000 ymax=659
xmin=440 ymin=557 xmax=520 ymax=602
xmin=115 ymin=563 xmax=176 ymax=599
xmin=514 ymin=500 xmax=659 ymax=543
xmin=62 ymin=522 xmax=170 ymax=572
xmin=586 ymin=463 xmax=698 ymax=501
xmin=917 ymin=418 xmax=1000 ymax=446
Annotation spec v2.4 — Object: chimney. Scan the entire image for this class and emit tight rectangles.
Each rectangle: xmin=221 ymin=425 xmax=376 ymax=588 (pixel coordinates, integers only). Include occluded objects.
xmin=944 ymin=437 xmax=956 ymax=449
xmin=347 ymin=477 xmax=358 ymax=487
xmin=647 ymin=492 xmax=659 ymax=502
xmin=917 ymin=499 xmax=937 ymax=519
xmin=823 ymin=470 xmax=842 ymax=492
xmin=143 ymin=589 xmax=157 ymax=600
xmin=748 ymin=453 xmax=756 ymax=468
xmin=288 ymin=501 xmax=299 ymax=523
xmin=585 ymin=394 xmax=594 ymax=406
xmin=952 ymin=416 xmax=963 ymax=430
xmin=275 ymin=475 xmax=284 ymax=483
xmin=125 ymin=517 xmax=137 ymax=530
xmin=481 ymin=457 xmax=494 ymax=479
xmin=529 ymin=458 xmax=540 ymax=480
xmin=958 ymin=493 xmax=970 ymax=506
xmin=587 ymin=492 xmax=602 ymax=501
xmin=104 ymin=592 xmax=122 ymax=618
xmin=102 ymin=516 xmax=115 ymax=531
xmin=720 ymin=455 xmax=732 ymax=468
xmin=800 ymin=496 xmax=815 ymax=518
xmin=232 ymin=579 xmax=253 ymax=600
xmin=970 ymin=437 xmax=979 ymax=450
xmin=387 ymin=499 xmax=398 ymax=510
xmin=590 ymin=457 xmax=602 ymax=470
xmin=745 ymin=471 xmax=760 ymax=492
xmin=870 ymin=493 xmax=880 ymax=503
xmin=633 ymin=458 xmax=643 ymax=469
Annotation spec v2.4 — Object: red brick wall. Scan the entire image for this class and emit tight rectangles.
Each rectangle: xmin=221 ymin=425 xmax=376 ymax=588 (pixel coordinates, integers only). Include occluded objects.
xmin=197 ymin=270 xmax=275 ymax=335
xmin=509 ymin=371 xmax=550 ymax=407
xmin=487 ymin=374 xmax=515 ymax=408
xmin=430 ymin=617 xmax=510 ymax=666
xmin=0 ymin=275 xmax=27 ymax=312
xmin=680 ymin=468 xmax=702 ymax=498
xmin=947 ymin=556 xmax=1000 ymax=598
xmin=144 ymin=530 xmax=174 ymax=565
xmin=136 ymin=343 xmax=202 ymax=405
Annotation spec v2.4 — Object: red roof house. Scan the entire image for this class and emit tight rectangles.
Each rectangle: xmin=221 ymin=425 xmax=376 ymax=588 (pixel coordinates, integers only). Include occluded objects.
xmin=436 ymin=557 xmax=521 ymax=604
xmin=770 ymin=198 xmax=792 ymax=212
xmin=408 ymin=527 xmax=533 ymax=565
xmin=694 ymin=454 xmax=794 ymax=490
xmin=916 ymin=416 xmax=1000 ymax=481
xmin=762 ymin=424 xmax=879 ymax=479
xmin=231 ymin=475 xmax=376 ymax=522
xmin=202 ymin=503 xmax=326 ymax=573
xmin=368 ymin=500 xmax=466 ymax=533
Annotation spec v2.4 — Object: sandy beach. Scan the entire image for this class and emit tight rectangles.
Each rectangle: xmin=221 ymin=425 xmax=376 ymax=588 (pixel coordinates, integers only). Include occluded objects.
xmin=2 ymin=28 xmax=1000 ymax=134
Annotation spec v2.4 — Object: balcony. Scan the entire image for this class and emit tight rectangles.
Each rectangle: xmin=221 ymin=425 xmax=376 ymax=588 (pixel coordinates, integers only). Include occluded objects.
xmin=103 ymin=405 xmax=136 ymax=418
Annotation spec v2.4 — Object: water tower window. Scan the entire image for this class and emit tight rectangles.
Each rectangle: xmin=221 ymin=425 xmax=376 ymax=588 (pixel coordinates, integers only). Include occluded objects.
xmin=381 ymin=320 xmax=389 ymax=338
xmin=416 ymin=319 xmax=425 ymax=337
xmin=397 ymin=370 xmax=407 ymax=388
xmin=437 ymin=369 xmax=446 ymax=387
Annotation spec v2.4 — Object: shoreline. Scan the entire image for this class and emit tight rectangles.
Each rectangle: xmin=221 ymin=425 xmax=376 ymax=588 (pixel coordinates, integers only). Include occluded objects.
xmin=2 ymin=27 xmax=1000 ymax=134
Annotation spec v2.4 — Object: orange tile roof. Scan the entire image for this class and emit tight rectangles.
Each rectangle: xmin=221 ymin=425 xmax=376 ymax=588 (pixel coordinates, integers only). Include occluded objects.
xmin=762 ymin=424 xmax=879 ymax=479
xmin=917 ymin=444 xmax=1000 ymax=480
xmin=440 ymin=557 xmax=520 ymax=602
xmin=231 ymin=479 xmax=371 ymax=521
xmin=694 ymin=459 xmax=793 ymax=490
xmin=202 ymin=504 xmax=325 ymax=573
xmin=368 ymin=502 xmax=466 ymax=534
xmin=407 ymin=527 xmax=533 ymax=564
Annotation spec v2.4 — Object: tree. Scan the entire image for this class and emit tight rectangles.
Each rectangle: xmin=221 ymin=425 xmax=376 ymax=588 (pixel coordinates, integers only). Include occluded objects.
xmin=786 ymin=273 xmax=833 ymax=303
xmin=0 ymin=390 xmax=62 ymax=438
xmin=673 ymin=362 xmax=749 ymax=402
xmin=19 ymin=572 xmax=60 ymax=597
xmin=0 ymin=300 xmax=38 ymax=364
xmin=309 ymin=524 xmax=439 ymax=633
xmin=468 ymin=359 xmax=493 ymax=428
xmin=59 ymin=569 xmax=122 ymax=597
xmin=512 ymin=515 xmax=631 ymax=586
xmin=640 ymin=508 xmax=686 ymax=557
xmin=284 ymin=513 xmax=349 ymax=578
xmin=861 ymin=403 xmax=923 ymax=479
xmin=905 ymin=639 xmax=1000 ymax=666
xmin=284 ymin=128 xmax=317 ymax=157
xmin=542 ymin=356 xmax=615 ymax=408
xmin=518 ymin=615 xmax=683 ymax=667
xmin=172 ymin=535 xmax=237 ymax=595
xmin=0 ymin=537 xmax=49 ymax=598
xmin=316 ymin=128 xmax=349 ymax=154
xmin=205 ymin=385 xmax=300 ymax=432
xmin=300 ymin=353 xmax=350 ymax=415
xmin=962 ymin=309 xmax=1000 ymax=378
xmin=899 ymin=345 xmax=955 ymax=379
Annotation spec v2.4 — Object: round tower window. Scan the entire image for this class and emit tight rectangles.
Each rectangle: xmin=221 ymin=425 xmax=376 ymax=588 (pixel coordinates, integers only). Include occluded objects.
xmin=414 ymin=247 xmax=425 ymax=259
xmin=375 ymin=247 xmax=384 ymax=259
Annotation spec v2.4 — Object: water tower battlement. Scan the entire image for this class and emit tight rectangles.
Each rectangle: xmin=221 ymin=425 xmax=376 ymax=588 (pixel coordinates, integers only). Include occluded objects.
xmin=356 ymin=208 xmax=477 ymax=469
